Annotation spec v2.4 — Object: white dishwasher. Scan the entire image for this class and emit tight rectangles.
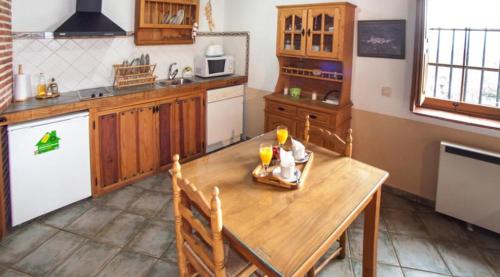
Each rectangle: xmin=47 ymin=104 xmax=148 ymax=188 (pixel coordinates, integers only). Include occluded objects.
xmin=8 ymin=111 xmax=92 ymax=226
xmin=207 ymin=85 xmax=244 ymax=152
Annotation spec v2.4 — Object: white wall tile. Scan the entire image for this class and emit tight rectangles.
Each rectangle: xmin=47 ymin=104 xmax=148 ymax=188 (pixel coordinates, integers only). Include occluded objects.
xmin=13 ymin=36 xmax=247 ymax=95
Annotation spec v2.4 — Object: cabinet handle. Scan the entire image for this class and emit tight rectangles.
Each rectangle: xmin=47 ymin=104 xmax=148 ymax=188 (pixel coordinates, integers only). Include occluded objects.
xmin=301 ymin=28 xmax=305 ymax=37
xmin=309 ymin=114 xmax=318 ymax=120
xmin=278 ymin=107 xmax=285 ymax=111
xmin=307 ymin=29 xmax=311 ymax=37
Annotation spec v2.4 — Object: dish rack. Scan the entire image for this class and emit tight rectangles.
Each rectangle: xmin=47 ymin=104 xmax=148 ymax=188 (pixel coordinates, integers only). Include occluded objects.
xmin=113 ymin=64 xmax=157 ymax=89
xmin=281 ymin=66 xmax=343 ymax=83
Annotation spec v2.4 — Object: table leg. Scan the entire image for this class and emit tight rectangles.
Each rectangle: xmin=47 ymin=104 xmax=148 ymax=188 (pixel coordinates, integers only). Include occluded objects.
xmin=306 ymin=267 xmax=315 ymax=277
xmin=339 ymin=232 xmax=347 ymax=259
xmin=362 ymin=187 xmax=381 ymax=277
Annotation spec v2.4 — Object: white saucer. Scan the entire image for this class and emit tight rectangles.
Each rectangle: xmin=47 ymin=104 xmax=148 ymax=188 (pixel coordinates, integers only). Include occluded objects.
xmin=294 ymin=151 xmax=311 ymax=164
xmin=272 ymin=167 xmax=302 ymax=183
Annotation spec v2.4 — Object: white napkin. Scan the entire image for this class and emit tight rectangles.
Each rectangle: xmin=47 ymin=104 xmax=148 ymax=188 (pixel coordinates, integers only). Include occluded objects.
xmin=280 ymin=148 xmax=295 ymax=167
xmin=279 ymin=148 xmax=295 ymax=179
xmin=291 ymin=137 xmax=306 ymax=160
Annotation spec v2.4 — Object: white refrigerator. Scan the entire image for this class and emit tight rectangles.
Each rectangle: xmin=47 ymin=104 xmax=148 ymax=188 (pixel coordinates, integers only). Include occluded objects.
xmin=8 ymin=111 xmax=92 ymax=226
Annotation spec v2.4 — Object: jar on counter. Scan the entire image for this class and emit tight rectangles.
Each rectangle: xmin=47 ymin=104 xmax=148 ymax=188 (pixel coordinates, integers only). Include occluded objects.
xmin=37 ymin=73 xmax=47 ymax=97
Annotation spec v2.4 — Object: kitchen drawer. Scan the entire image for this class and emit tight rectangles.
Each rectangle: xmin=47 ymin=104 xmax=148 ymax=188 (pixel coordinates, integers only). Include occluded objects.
xmin=298 ymin=108 xmax=332 ymax=127
xmin=265 ymin=113 xmax=297 ymax=137
xmin=267 ymin=101 xmax=297 ymax=118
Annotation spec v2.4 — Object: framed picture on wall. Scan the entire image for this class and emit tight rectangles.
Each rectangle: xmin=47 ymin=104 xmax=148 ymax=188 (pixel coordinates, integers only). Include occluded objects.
xmin=357 ymin=20 xmax=406 ymax=59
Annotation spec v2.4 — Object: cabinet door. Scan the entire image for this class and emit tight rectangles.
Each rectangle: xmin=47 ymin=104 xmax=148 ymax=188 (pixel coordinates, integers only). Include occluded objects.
xmin=265 ymin=113 xmax=297 ymax=137
xmin=119 ymin=109 xmax=140 ymax=181
xmin=306 ymin=7 xmax=341 ymax=59
xmin=158 ymin=99 xmax=176 ymax=167
xmin=137 ymin=105 xmax=158 ymax=175
xmin=176 ymin=94 xmax=205 ymax=159
xmin=278 ymin=8 xmax=308 ymax=56
xmin=96 ymin=113 xmax=120 ymax=188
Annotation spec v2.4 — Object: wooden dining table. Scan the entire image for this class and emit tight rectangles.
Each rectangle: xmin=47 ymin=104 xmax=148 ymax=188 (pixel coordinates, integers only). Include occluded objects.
xmin=180 ymin=132 xmax=389 ymax=277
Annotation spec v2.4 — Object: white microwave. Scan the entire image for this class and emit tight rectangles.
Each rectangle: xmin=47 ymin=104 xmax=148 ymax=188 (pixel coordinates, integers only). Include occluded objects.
xmin=195 ymin=56 xmax=234 ymax=78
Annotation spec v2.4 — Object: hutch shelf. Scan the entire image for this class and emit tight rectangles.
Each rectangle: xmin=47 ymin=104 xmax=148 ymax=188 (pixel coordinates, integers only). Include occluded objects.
xmin=267 ymin=2 xmax=356 ymax=149
xmin=135 ymin=0 xmax=199 ymax=45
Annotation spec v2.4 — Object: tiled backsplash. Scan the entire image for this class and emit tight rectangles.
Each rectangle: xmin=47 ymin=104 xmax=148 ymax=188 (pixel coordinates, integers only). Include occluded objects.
xmin=13 ymin=37 xmax=198 ymax=94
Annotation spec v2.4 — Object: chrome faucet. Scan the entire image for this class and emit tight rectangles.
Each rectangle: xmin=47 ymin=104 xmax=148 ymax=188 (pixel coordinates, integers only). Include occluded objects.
xmin=168 ymin=63 xmax=178 ymax=80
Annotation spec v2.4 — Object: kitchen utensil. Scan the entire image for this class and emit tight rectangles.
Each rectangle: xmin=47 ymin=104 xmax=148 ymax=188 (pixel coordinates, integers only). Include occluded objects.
xmin=145 ymin=54 xmax=150 ymax=65
xmin=13 ymin=65 xmax=32 ymax=102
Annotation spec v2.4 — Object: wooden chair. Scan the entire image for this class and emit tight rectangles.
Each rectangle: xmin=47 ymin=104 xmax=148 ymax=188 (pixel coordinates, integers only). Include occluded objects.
xmin=303 ymin=115 xmax=353 ymax=276
xmin=303 ymin=115 xmax=353 ymax=158
xmin=171 ymin=155 xmax=259 ymax=277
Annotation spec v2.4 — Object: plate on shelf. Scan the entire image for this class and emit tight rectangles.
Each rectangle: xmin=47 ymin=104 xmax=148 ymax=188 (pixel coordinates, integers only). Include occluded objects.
xmin=163 ymin=12 xmax=172 ymax=24
xmin=272 ymin=167 xmax=302 ymax=183
xmin=175 ymin=9 xmax=185 ymax=24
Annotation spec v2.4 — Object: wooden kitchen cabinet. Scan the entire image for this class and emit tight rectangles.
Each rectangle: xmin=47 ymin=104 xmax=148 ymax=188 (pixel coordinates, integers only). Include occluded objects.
xmin=276 ymin=3 xmax=355 ymax=60
xmin=135 ymin=0 xmax=200 ymax=45
xmin=264 ymin=94 xmax=351 ymax=150
xmin=91 ymin=90 xmax=205 ymax=195
xmin=137 ymin=104 xmax=159 ymax=175
xmin=158 ymin=99 xmax=176 ymax=168
xmin=118 ymin=108 xmax=140 ymax=181
xmin=278 ymin=8 xmax=308 ymax=56
xmin=175 ymin=94 xmax=205 ymax=160
xmin=95 ymin=113 xmax=120 ymax=189
xmin=271 ymin=2 xmax=355 ymax=151
xmin=265 ymin=113 xmax=297 ymax=138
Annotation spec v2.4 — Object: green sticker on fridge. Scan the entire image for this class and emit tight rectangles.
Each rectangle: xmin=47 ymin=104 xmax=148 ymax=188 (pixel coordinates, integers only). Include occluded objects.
xmin=35 ymin=131 xmax=60 ymax=155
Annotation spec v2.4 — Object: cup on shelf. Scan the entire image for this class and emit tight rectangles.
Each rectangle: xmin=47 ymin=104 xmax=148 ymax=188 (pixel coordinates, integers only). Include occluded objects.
xmin=312 ymin=45 xmax=320 ymax=51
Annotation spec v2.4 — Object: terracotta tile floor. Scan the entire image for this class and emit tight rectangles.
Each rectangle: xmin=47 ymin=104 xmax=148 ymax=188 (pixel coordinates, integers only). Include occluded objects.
xmin=0 ymin=173 xmax=498 ymax=277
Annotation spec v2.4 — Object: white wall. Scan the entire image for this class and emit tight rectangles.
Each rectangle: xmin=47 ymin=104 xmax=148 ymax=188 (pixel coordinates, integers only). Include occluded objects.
xmin=12 ymin=0 xmax=225 ymax=32
xmin=11 ymin=0 xmax=236 ymax=94
xmin=224 ymin=0 xmax=500 ymax=138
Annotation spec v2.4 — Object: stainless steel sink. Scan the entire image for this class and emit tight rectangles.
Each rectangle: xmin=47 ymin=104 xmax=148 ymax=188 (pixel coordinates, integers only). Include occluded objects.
xmin=157 ymin=78 xmax=194 ymax=87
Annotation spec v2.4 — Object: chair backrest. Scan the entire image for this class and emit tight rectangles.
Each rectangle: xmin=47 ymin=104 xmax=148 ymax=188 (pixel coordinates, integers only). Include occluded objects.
xmin=171 ymin=154 xmax=226 ymax=277
xmin=303 ymin=115 xmax=353 ymax=158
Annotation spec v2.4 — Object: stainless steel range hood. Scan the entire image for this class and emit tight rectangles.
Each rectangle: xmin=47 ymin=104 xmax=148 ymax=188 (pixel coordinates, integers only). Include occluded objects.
xmin=54 ymin=0 xmax=126 ymax=38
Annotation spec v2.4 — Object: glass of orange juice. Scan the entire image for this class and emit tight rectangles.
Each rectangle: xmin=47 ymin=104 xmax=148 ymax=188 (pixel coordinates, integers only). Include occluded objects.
xmin=259 ymin=143 xmax=273 ymax=176
xmin=276 ymin=126 xmax=289 ymax=147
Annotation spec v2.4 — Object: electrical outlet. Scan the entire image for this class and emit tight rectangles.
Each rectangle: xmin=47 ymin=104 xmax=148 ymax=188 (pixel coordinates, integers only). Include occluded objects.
xmin=382 ymin=87 xmax=392 ymax=97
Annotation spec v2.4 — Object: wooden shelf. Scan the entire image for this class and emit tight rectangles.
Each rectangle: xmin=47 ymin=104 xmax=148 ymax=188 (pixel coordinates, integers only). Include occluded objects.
xmin=281 ymin=66 xmax=343 ymax=83
xmin=145 ymin=0 xmax=196 ymax=4
xmin=140 ymin=23 xmax=193 ymax=29
xmin=135 ymin=0 xmax=199 ymax=45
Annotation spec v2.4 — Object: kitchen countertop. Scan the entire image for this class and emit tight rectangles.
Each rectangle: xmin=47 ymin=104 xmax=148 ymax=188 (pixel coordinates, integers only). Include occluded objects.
xmin=1 ymin=75 xmax=247 ymax=125
xmin=3 ymin=75 xmax=246 ymax=115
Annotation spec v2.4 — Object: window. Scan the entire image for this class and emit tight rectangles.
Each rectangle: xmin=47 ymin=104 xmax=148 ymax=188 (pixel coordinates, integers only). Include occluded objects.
xmin=411 ymin=0 xmax=500 ymax=123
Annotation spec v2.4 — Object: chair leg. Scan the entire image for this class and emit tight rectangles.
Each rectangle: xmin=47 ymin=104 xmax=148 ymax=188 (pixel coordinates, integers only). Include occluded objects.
xmin=339 ymin=231 xmax=347 ymax=259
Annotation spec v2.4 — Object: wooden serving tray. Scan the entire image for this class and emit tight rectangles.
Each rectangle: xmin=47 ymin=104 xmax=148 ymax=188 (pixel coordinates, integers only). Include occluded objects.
xmin=252 ymin=151 xmax=314 ymax=190
xmin=36 ymin=93 xmax=60 ymax=100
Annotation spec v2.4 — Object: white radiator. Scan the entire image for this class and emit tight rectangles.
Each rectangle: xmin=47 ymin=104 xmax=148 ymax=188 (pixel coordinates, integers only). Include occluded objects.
xmin=436 ymin=141 xmax=500 ymax=234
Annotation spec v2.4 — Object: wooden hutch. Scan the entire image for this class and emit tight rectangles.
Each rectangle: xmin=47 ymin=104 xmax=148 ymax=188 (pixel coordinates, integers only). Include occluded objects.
xmin=135 ymin=0 xmax=199 ymax=45
xmin=265 ymin=2 xmax=356 ymax=147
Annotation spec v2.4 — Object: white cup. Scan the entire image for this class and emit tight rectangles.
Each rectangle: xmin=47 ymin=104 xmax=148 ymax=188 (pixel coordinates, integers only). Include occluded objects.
xmin=293 ymin=147 xmax=306 ymax=160
xmin=281 ymin=164 xmax=295 ymax=179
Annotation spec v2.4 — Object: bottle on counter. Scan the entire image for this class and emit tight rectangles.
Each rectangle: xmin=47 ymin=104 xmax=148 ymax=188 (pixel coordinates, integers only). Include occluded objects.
xmin=37 ymin=73 xmax=47 ymax=97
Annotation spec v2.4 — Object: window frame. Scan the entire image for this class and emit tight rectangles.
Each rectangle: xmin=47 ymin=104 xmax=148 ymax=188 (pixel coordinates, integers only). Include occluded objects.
xmin=411 ymin=0 xmax=500 ymax=123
